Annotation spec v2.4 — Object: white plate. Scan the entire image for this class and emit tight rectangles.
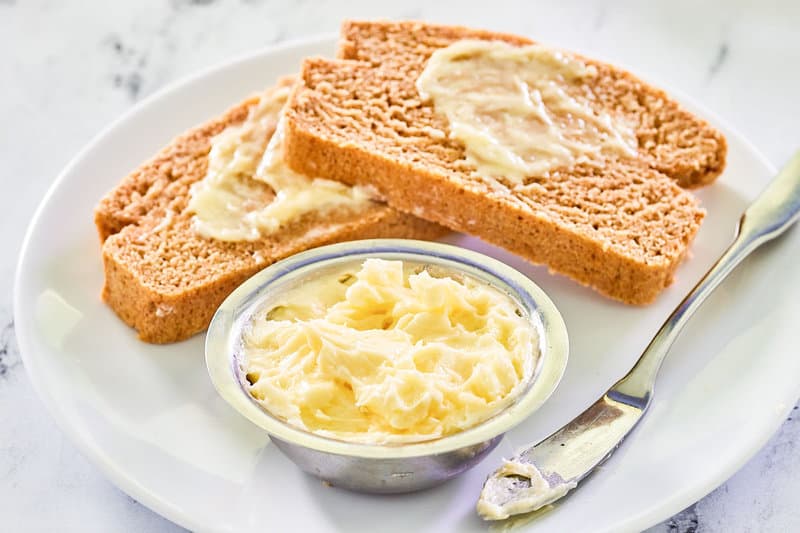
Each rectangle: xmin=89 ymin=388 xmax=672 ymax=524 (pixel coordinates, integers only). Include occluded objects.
xmin=14 ymin=36 xmax=800 ymax=533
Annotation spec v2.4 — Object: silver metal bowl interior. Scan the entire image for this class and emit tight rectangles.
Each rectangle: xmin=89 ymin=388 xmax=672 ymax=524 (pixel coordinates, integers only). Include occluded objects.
xmin=205 ymin=239 xmax=569 ymax=493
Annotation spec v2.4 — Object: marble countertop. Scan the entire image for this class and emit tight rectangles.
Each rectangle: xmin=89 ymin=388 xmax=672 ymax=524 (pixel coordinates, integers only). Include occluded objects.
xmin=2 ymin=0 xmax=799 ymax=531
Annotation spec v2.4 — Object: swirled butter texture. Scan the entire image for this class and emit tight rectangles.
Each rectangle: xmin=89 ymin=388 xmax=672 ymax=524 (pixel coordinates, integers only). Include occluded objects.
xmin=242 ymin=259 xmax=538 ymax=444
xmin=417 ymin=40 xmax=638 ymax=183
xmin=187 ymin=85 xmax=371 ymax=241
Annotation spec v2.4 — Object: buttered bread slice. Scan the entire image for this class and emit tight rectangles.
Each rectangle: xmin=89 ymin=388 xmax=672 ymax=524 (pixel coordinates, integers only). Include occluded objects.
xmin=95 ymin=77 xmax=444 ymax=344
xmin=283 ymin=21 xmax=727 ymax=304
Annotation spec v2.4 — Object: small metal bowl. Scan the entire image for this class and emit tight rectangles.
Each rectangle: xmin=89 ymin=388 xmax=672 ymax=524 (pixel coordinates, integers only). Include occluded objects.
xmin=206 ymin=239 xmax=569 ymax=493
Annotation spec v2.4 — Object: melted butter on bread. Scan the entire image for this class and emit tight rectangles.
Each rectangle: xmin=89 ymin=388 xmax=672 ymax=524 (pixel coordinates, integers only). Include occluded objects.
xmin=417 ymin=40 xmax=638 ymax=183
xmin=188 ymin=85 xmax=372 ymax=242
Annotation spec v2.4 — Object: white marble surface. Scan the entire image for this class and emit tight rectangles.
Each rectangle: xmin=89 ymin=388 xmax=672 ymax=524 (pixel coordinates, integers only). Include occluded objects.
xmin=2 ymin=0 xmax=799 ymax=531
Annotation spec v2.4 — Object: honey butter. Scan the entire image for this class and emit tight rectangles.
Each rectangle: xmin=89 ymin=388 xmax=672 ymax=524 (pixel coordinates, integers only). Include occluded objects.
xmin=242 ymin=258 xmax=538 ymax=444
xmin=188 ymin=86 xmax=371 ymax=241
xmin=476 ymin=459 xmax=577 ymax=520
xmin=416 ymin=40 xmax=638 ymax=183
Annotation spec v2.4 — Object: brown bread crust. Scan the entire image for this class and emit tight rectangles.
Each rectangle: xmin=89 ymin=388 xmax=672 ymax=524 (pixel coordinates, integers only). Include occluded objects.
xmin=282 ymin=21 xmax=724 ymax=304
xmin=95 ymin=77 xmax=445 ymax=344
xmin=101 ymin=207 xmax=442 ymax=344
xmin=285 ymin=119 xmax=700 ymax=304
xmin=95 ymin=96 xmax=259 ymax=243
xmin=337 ymin=21 xmax=727 ymax=188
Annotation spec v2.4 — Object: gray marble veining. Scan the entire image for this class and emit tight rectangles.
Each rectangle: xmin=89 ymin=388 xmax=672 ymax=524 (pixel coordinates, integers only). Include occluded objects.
xmin=707 ymin=42 xmax=729 ymax=80
xmin=2 ymin=0 xmax=799 ymax=531
xmin=0 ymin=319 xmax=19 ymax=379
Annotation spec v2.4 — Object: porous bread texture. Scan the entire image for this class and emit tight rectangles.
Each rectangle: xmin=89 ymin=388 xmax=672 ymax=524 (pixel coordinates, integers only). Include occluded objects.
xmin=95 ymin=77 xmax=445 ymax=344
xmin=102 ymin=205 xmax=440 ymax=344
xmin=336 ymin=22 xmax=726 ymax=188
xmin=282 ymin=21 xmax=726 ymax=304
xmin=95 ymin=97 xmax=255 ymax=243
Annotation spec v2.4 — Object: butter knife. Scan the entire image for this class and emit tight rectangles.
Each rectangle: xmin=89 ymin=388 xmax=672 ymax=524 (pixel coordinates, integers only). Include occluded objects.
xmin=477 ymin=149 xmax=800 ymax=520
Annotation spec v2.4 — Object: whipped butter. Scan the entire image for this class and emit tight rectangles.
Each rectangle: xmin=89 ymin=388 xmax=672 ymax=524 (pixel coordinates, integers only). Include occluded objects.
xmin=242 ymin=258 xmax=538 ymax=444
xmin=476 ymin=459 xmax=577 ymax=520
xmin=188 ymin=86 xmax=371 ymax=241
xmin=416 ymin=40 xmax=638 ymax=183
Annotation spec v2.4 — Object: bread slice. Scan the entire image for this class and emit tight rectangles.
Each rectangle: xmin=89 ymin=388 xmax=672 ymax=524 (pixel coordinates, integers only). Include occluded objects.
xmin=282 ymin=21 xmax=727 ymax=304
xmin=95 ymin=77 xmax=445 ymax=344
xmin=95 ymin=93 xmax=258 ymax=243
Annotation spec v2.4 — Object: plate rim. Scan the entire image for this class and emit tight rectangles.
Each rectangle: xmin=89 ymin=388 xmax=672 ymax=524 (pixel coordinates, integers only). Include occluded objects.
xmin=14 ymin=33 xmax=792 ymax=533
